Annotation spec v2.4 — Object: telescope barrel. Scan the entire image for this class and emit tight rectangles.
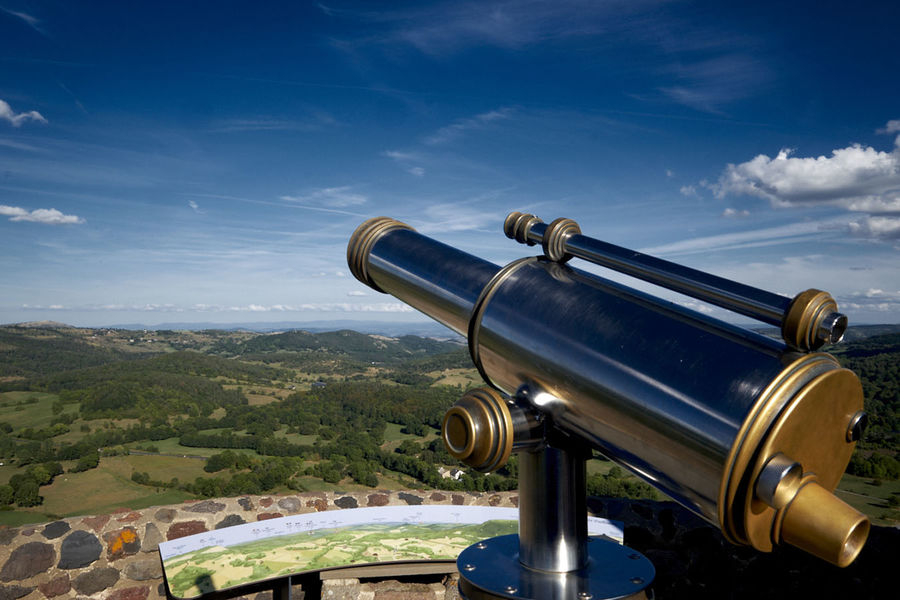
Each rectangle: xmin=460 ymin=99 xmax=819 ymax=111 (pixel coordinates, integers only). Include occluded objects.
xmin=348 ymin=216 xmax=869 ymax=567
xmin=504 ymin=212 xmax=847 ymax=351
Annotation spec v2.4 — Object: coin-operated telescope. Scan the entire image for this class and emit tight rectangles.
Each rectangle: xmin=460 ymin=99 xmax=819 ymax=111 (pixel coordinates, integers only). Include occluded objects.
xmin=348 ymin=213 xmax=869 ymax=600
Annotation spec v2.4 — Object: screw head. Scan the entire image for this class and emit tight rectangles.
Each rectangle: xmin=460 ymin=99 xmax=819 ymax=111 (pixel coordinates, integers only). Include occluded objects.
xmin=577 ymin=593 xmax=593 ymax=600
xmin=631 ymin=577 xmax=644 ymax=585
xmin=462 ymin=563 xmax=475 ymax=572
xmin=475 ymin=542 xmax=487 ymax=549
xmin=504 ymin=586 xmax=518 ymax=594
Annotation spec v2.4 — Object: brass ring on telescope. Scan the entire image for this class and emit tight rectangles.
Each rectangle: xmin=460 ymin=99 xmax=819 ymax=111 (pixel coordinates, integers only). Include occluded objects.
xmin=442 ymin=387 xmax=514 ymax=472
xmin=503 ymin=211 xmax=543 ymax=246
xmin=782 ymin=288 xmax=840 ymax=351
xmin=347 ymin=217 xmax=414 ymax=293
xmin=718 ymin=353 xmax=866 ymax=565
xmin=541 ymin=217 xmax=581 ymax=263
xmin=468 ymin=257 xmax=542 ymax=389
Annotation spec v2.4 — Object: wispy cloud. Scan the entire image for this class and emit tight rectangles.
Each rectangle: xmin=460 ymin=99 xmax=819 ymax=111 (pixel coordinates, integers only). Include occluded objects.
xmin=0 ymin=6 xmax=47 ymax=36
xmin=188 ymin=200 xmax=203 ymax=214
xmin=208 ymin=111 xmax=338 ymax=133
xmin=322 ymin=1 xmax=654 ymax=55
xmin=280 ymin=186 xmax=368 ymax=208
xmin=710 ymin=120 xmax=900 ymax=240
xmin=383 ymin=149 xmax=426 ymax=176
xmin=425 ymin=107 xmax=514 ymax=145
xmin=0 ymin=99 xmax=47 ymax=127
xmin=0 ymin=138 xmax=41 ymax=151
xmin=659 ymin=55 xmax=769 ymax=114
xmin=722 ymin=207 xmax=750 ymax=218
xmin=639 ymin=218 xmax=845 ymax=257
xmin=0 ymin=205 xmax=85 ymax=225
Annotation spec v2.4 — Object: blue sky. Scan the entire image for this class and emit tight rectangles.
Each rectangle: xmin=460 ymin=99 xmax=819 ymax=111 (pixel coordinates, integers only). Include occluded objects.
xmin=1 ymin=0 xmax=898 ymax=328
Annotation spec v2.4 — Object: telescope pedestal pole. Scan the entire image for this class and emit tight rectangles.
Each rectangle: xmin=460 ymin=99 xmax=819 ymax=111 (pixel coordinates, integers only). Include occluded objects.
xmin=456 ymin=446 xmax=655 ymax=600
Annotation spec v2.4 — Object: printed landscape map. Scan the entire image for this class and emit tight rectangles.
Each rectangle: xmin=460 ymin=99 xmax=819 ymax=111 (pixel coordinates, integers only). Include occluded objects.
xmin=159 ymin=506 xmax=624 ymax=599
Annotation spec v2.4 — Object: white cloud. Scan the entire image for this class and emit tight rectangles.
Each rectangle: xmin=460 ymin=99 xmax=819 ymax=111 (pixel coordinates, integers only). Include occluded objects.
xmin=347 ymin=290 xmax=368 ymax=296
xmin=188 ymin=200 xmax=203 ymax=214
xmin=876 ymin=119 xmax=900 ymax=135
xmin=0 ymin=99 xmax=47 ymax=127
xmin=408 ymin=166 xmax=425 ymax=177
xmin=280 ymin=186 xmax=367 ymax=207
xmin=679 ymin=185 xmax=698 ymax=197
xmin=712 ymin=145 xmax=900 ymax=207
xmin=0 ymin=205 xmax=85 ymax=225
xmin=425 ymin=107 xmax=514 ymax=145
xmin=711 ymin=121 xmax=900 ymax=240
xmin=847 ymin=216 xmax=900 ymax=240
xmin=722 ymin=207 xmax=749 ymax=218
xmin=666 ymin=169 xmax=674 ymax=177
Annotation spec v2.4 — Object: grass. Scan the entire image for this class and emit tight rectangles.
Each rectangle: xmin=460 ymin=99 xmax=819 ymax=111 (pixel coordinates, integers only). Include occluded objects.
xmin=142 ymin=437 xmax=260 ymax=458
xmin=835 ymin=473 xmax=900 ymax=526
xmin=9 ymin=456 xmax=199 ymax=522
xmin=109 ymin=454 xmax=210 ymax=484
xmin=382 ymin=423 xmax=439 ymax=446
xmin=428 ymin=368 xmax=480 ymax=388
xmin=0 ymin=391 xmax=62 ymax=430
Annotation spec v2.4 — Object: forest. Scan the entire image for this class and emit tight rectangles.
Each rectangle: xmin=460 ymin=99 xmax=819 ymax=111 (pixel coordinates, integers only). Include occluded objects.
xmin=0 ymin=323 xmax=896 ymax=524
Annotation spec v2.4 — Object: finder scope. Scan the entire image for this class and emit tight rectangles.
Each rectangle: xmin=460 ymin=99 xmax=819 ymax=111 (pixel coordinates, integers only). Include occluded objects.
xmin=348 ymin=213 xmax=869 ymax=600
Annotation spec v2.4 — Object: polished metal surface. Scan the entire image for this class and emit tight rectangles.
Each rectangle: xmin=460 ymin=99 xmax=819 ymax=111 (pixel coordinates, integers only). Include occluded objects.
xmin=503 ymin=212 xmax=846 ymax=350
xmin=518 ymin=447 xmax=588 ymax=572
xmin=457 ymin=534 xmax=654 ymax=600
xmin=755 ymin=453 xmax=802 ymax=509
xmin=348 ymin=215 xmax=868 ymax=566
xmin=471 ymin=257 xmax=789 ymax=522
xmin=354 ymin=224 xmax=499 ymax=335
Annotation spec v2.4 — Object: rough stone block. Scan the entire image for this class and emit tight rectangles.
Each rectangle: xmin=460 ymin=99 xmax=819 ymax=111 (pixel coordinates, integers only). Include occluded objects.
xmin=367 ymin=493 xmax=389 ymax=507
xmin=216 ymin=514 xmax=246 ymax=529
xmin=166 ymin=521 xmax=207 ymax=540
xmin=185 ymin=500 xmax=226 ymax=514
xmin=124 ymin=558 xmax=163 ymax=581
xmin=334 ymin=496 xmax=358 ymax=509
xmin=107 ymin=585 xmax=151 ymax=600
xmin=105 ymin=526 xmax=142 ymax=560
xmin=154 ymin=508 xmax=177 ymax=523
xmin=398 ymin=492 xmax=422 ymax=506
xmin=277 ymin=497 xmax=301 ymax=512
xmin=58 ymin=530 xmax=102 ymax=569
xmin=141 ymin=523 xmax=163 ymax=553
xmin=80 ymin=514 xmax=111 ymax=532
xmin=38 ymin=574 xmax=70 ymax=598
xmin=72 ymin=566 xmax=119 ymax=595
xmin=0 ymin=541 xmax=55 ymax=581
xmin=41 ymin=521 xmax=70 ymax=540
xmin=0 ymin=584 xmax=33 ymax=600
xmin=257 ymin=512 xmax=284 ymax=521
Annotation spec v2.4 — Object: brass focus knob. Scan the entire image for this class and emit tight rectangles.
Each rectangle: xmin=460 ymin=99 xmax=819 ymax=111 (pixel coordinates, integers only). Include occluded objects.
xmin=442 ymin=387 xmax=514 ymax=473
xmin=782 ymin=288 xmax=847 ymax=350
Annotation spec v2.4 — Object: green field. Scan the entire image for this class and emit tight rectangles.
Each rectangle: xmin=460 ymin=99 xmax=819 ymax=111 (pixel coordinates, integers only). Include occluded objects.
xmin=143 ymin=437 xmax=260 ymax=458
xmin=835 ymin=473 xmax=900 ymax=526
xmin=0 ymin=391 xmax=64 ymax=430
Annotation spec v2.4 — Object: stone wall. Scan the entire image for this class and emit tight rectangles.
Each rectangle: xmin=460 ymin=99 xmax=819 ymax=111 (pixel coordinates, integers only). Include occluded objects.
xmin=1 ymin=491 xmax=896 ymax=600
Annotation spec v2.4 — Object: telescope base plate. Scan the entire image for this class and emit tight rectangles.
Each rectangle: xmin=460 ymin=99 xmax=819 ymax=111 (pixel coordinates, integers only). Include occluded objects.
xmin=457 ymin=534 xmax=654 ymax=600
